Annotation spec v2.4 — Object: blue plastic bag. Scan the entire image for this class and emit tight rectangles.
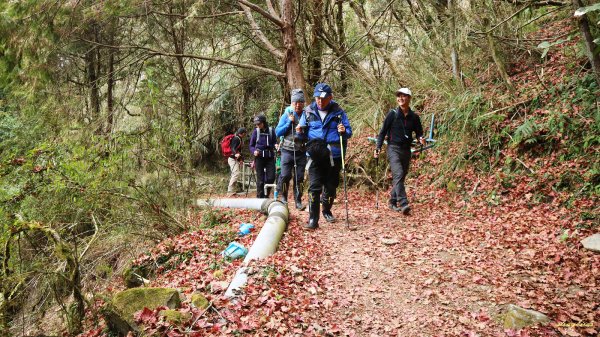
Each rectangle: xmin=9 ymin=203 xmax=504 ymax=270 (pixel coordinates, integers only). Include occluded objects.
xmin=222 ymin=242 xmax=248 ymax=259
xmin=238 ymin=223 xmax=255 ymax=236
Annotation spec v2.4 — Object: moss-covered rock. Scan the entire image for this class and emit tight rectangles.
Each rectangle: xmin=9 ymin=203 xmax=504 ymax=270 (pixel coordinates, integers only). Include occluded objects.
xmin=122 ymin=264 xmax=151 ymax=288
xmin=160 ymin=309 xmax=191 ymax=324
xmin=104 ymin=287 xmax=181 ymax=335
xmin=191 ymin=293 xmax=209 ymax=309
xmin=501 ymin=304 xmax=550 ymax=329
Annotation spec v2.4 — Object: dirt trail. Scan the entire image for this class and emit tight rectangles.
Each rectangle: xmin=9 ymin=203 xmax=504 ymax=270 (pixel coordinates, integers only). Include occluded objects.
xmin=289 ymin=189 xmax=598 ymax=336
xmin=305 ymin=191 xmax=480 ymax=336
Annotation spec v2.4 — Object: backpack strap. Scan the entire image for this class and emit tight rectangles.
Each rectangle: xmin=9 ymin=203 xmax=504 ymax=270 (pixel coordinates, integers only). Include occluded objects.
xmin=256 ymin=127 xmax=275 ymax=148
xmin=391 ymin=108 xmax=409 ymax=141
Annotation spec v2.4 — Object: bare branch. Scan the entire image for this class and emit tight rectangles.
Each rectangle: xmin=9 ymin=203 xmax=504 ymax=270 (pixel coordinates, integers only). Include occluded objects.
xmin=238 ymin=0 xmax=284 ymax=27
xmin=265 ymin=0 xmax=281 ymax=22
xmin=80 ymin=38 xmax=286 ymax=78
xmin=482 ymin=3 xmax=533 ymax=34
xmin=503 ymin=0 xmax=567 ymax=7
xmin=121 ymin=10 xmax=244 ymax=19
xmin=240 ymin=4 xmax=285 ymax=59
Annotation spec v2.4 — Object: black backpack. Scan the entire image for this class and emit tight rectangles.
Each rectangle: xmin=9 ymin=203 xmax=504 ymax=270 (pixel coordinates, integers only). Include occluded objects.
xmin=306 ymin=138 xmax=330 ymax=164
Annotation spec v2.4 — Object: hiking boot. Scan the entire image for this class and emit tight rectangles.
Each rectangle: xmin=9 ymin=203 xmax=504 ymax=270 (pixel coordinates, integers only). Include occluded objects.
xmin=322 ymin=211 xmax=336 ymax=223
xmin=401 ymin=205 xmax=411 ymax=215
xmin=304 ymin=218 xmax=318 ymax=229
xmin=294 ymin=188 xmax=305 ymax=211
xmin=388 ymin=203 xmax=401 ymax=212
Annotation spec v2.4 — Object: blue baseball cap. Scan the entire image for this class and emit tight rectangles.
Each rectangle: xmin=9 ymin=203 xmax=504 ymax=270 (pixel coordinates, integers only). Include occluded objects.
xmin=313 ymin=83 xmax=332 ymax=98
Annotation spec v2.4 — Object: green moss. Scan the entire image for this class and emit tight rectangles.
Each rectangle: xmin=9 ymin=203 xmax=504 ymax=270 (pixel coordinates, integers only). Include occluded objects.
xmin=160 ymin=309 xmax=191 ymax=324
xmin=191 ymin=293 xmax=209 ymax=309
xmin=122 ymin=265 xmax=150 ymax=288
xmin=105 ymin=287 xmax=181 ymax=334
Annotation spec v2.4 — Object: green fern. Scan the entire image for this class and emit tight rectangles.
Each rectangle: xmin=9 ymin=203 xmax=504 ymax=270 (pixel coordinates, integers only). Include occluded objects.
xmin=511 ymin=118 xmax=537 ymax=147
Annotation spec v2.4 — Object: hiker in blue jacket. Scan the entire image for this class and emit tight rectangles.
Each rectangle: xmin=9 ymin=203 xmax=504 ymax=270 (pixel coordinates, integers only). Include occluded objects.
xmin=249 ymin=115 xmax=277 ymax=198
xmin=275 ymin=89 xmax=308 ymax=210
xmin=296 ymin=83 xmax=352 ymax=229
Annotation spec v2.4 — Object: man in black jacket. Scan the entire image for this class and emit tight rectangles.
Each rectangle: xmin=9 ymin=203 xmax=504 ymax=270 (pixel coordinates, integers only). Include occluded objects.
xmin=374 ymin=88 xmax=425 ymax=214
xmin=227 ymin=127 xmax=247 ymax=196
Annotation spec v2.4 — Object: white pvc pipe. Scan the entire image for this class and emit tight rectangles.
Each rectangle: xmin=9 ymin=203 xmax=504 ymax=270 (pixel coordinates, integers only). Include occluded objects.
xmin=195 ymin=198 xmax=267 ymax=211
xmin=195 ymin=198 xmax=289 ymax=297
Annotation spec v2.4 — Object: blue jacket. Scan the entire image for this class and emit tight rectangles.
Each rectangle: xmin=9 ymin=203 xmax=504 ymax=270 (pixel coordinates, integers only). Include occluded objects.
xmin=276 ymin=106 xmax=307 ymax=152
xmin=298 ymin=101 xmax=352 ymax=159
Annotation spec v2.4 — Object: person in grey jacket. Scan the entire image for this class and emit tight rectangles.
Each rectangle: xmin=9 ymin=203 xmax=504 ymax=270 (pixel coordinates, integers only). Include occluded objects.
xmin=275 ymin=89 xmax=308 ymax=210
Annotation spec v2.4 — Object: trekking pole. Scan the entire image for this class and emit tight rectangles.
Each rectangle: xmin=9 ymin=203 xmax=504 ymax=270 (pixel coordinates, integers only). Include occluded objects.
xmin=290 ymin=112 xmax=300 ymax=206
xmin=337 ymin=116 xmax=350 ymax=229
xmin=375 ymin=155 xmax=379 ymax=209
xmin=275 ymin=136 xmax=284 ymax=200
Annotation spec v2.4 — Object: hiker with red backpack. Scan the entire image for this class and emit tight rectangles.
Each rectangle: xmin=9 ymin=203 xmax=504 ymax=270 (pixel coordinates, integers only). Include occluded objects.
xmin=224 ymin=127 xmax=247 ymax=196
xmin=249 ymin=115 xmax=277 ymax=198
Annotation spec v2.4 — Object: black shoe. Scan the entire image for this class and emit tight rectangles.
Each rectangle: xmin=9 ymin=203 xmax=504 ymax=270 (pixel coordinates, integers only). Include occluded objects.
xmin=322 ymin=211 xmax=336 ymax=223
xmin=388 ymin=203 xmax=401 ymax=212
xmin=304 ymin=218 xmax=318 ymax=229
xmin=295 ymin=200 xmax=306 ymax=211
xmin=401 ymin=205 xmax=411 ymax=215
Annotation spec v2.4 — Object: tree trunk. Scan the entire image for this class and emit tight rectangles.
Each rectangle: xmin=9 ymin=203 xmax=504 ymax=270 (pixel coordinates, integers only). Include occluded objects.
xmin=281 ymin=0 xmax=306 ymax=91
xmin=168 ymin=7 xmax=193 ymax=160
xmin=85 ymin=23 xmax=101 ymax=121
xmin=336 ymin=0 xmax=349 ymax=95
xmin=573 ymin=0 xmax=600 ymax=86
xmin=483 ymin=19 xmax=514 ymax=91
xmin=349 ymin=1 xmax=402 ymax=79
xmin=238 ymin=0 xmax=305 ymax=92
xmin=307 ymin=0 xmax=323 ymax=87
xmin=448 ymin=0 xmax=463 ymax=87
xmin=106 ymin=27 xmax=116 ymax=135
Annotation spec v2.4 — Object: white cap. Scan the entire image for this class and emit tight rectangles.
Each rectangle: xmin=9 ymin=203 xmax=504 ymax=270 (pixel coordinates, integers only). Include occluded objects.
xmin=395 ymin=88 xmax=412 ymax=96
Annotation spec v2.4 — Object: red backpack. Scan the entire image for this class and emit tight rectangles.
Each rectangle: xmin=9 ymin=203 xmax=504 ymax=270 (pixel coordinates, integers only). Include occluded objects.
xmin=220 ymin=134 xmax=236 ymax=157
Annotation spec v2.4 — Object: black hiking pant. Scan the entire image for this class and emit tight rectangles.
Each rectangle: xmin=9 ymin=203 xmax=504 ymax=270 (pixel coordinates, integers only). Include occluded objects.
xmin=277 ymin=149 xmax=307 ymax=202
xmin=308 ymin=157 xmax=342 ymax=223
xmin=388 ymin=144 xmax=411 ymax=207
xmin=255 ymin=157 xmax=275 ymax=198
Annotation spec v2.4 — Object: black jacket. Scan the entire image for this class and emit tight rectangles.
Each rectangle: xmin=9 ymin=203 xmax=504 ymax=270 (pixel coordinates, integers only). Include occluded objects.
xmin=376 ymin=107 xmax=423 ymax=149
xmin=229 ymin=135 xmax=243 ymax=159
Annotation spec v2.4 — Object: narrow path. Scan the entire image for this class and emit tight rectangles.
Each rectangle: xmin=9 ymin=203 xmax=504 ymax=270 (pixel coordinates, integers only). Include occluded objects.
xmin=291 ymin=189 xmax=598 ymax=336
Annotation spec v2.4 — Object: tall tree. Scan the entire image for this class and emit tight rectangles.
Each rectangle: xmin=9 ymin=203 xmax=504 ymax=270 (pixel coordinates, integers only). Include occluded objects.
xmin=238 ymin=0 xmax=306 ymax=91
xmin=573 ymin=0 xmax=600 ymax=86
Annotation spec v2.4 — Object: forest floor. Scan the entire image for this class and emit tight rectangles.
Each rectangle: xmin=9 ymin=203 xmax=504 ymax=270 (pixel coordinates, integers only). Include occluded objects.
xmin=83 ymin=176 xmax=598 ymax=337
xmin=78 ymin=17 xmax=600 ymax=337
xmin=300 ymin=186 xmax=598 ymax=337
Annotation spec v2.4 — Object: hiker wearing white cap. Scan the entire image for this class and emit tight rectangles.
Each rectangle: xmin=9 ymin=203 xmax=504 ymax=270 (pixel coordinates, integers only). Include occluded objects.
xmin=374 ymin=88 xmax=425 ymax=215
